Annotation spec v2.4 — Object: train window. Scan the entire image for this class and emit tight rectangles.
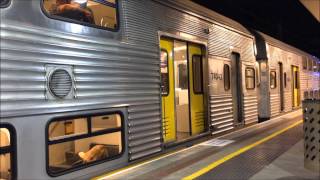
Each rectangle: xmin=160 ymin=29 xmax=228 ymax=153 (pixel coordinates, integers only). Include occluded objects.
xmin=313 ymin=60 xmax=317 ymax=72
xmin=42 ymin=0 xmax=118 ymax=31
xmin=0 ymin=125 xmax=16 ymax=180
xmin=270 ymin=71 xmax=277 ymax=89
xmin=48 ymin=118 xmax=88 ymax=141
xmin=223 ymin=64 xmax=230 ymax=91
xmin=284 ymin=72 xmax=287 ymax=88
xmin=91 ymin=114 xmax=121 ymax=132
xmin=245 ymin=67 xmax=255 ymax=90
xmin=302 ymin=57 xmax=308 ymax=70
xmin=47 ymin=113 xmax=123 ymax=176
xmin=192 ymin=55 xmax=203 ymax=94
xmin=160 ymin=50 xmax=169 ymax=96
xmin=308 ymin=59 xmax=313 ymax=71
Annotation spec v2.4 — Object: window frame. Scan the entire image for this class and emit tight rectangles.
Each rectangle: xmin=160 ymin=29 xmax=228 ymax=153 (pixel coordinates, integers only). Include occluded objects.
xmin=223 ymin=64 xmax=231 ymax=91
xmin=192 ymin=55 xmax=204 ymax=94
xmin=308 ymin=59 xmax=313 ymax=71
xmin=160 ymin=49 xmax=169 ymax=97
xmin=45 ymin=111 xmax=125 ymax=177
xmin=40 ymin=0 xmax=120 ymax=32
xmin=245 ymin=67 xmax=255 ymax=90
xmin=283 ymin=72 xmax=287 ymax=88
xmin=270 ymin=70 xmax=277 ymax=89
xmin=313 ymin=60 xmax=317 ymax=72
xmin=302 ymin=57 xmax=308 ymax=70
xmin=0 ymin=123 xmax=17 ymax=180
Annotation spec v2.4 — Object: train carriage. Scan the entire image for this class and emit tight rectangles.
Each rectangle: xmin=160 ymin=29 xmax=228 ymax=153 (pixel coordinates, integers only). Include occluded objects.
xmin=252 ymin=31 xmax=320 ymax=120
xmin=0 ymin=0 xmax=319 ymax=179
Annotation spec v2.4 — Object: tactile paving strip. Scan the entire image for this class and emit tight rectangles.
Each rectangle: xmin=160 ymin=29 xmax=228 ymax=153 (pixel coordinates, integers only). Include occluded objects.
xmin=197 ymin=124 xmax=302 ymax=180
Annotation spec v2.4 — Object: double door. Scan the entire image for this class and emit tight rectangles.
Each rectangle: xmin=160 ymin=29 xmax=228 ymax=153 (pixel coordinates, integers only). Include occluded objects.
xmin=160 ymin=37 xmax=205 ymax=143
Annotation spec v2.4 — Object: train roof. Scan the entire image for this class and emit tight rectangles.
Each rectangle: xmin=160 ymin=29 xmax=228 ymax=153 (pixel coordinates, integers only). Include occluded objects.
xmin=256 ymin=31 xmax=320 ymax=62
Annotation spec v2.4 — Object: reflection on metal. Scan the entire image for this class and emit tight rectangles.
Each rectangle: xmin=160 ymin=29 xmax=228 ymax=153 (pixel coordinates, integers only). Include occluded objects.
xmin=300 ymin=0 xmax=320 ymax=22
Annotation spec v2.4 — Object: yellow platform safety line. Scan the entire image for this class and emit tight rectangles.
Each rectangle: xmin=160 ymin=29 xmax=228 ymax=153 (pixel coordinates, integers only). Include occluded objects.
xmin=182 ymin=120 xmax=303 ymax=180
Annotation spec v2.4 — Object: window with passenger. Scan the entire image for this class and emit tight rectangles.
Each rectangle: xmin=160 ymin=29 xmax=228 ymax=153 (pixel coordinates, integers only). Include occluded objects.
xmin=0 ymin=125 xmax=15 ymax=180
xmin=47 ymin=113 xmax=123 ymax=176
xmin=43 ymin=0 xmax=118 ymax=30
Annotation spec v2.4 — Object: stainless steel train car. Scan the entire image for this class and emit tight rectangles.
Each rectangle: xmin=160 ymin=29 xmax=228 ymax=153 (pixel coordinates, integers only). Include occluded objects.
xmin=0 ymin=0 xmax=319 ymax=179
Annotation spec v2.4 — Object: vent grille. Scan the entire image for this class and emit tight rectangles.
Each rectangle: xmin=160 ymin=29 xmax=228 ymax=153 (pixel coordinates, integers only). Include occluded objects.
xmin=48 ymin=69 xmax=72 ymax=98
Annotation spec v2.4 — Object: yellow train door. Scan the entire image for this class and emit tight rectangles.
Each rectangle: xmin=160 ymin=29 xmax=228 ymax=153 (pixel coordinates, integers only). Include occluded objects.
xmin=188 ymin=43 xmax=205 ymax=135
xmin=160 ymin=38 xmax=176 ymax=142
xmin=160 ymin=37 xmax=206 ymax=143
xmin=292 ymin=66 xmax=300 ymax=108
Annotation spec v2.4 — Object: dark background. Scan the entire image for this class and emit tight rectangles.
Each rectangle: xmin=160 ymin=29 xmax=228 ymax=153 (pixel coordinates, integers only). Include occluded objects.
xmin=192 ymin=0 xmax=320 ymax=58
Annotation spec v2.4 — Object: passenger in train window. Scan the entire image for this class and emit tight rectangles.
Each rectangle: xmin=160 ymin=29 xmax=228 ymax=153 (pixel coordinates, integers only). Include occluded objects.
xmin=0 ymin=128 xmax=12 ymax=180
xmin=50 ymin=0 xmax=94 ymax=23
xmin=43 ymin=0 xmax=118 ymax=30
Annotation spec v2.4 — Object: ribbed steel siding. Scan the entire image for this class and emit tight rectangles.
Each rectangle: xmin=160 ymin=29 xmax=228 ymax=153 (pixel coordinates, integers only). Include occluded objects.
xmin=210 ymin=95 xmax=234 ymax=135
xmin=243 ymin=95 xmax=259 ymax=124
xmin=121 ymin=0 xmax=213 ymax=160
xmin=1 ymin=21 xmax=162 ymax=160
xmin=301 ymin=70 xmax=309 ymax=99
xmin=209 ymin=25 xmax=254 ymax=61
xmin=122 ymin=0 xmax=210 ymax=46
xmin=284 ymin=91 xmax=292 ymax=112
xmin=270 ymin=94 xmax=280 ymax=117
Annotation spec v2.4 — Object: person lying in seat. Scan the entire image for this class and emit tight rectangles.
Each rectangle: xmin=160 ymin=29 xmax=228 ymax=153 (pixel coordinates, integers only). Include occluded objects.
xmin=52 ymin=0 xmax=94 ymax=24
xmin=78 ymin=145 xmax=108 ymax=163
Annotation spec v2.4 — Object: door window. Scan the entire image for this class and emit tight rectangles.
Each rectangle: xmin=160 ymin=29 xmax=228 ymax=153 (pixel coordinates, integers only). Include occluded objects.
xmin=192 ymin=55 xmax=203 ymax=94
xmin=284 ymin=72 xmax=287 ymax=88
xmin=224 ymin=64 xmax=231 ymax=91
xmin=160 ymin=50 xmax=169 ymax=96
xmin=270 ymin=71 xmax=277 ymax=89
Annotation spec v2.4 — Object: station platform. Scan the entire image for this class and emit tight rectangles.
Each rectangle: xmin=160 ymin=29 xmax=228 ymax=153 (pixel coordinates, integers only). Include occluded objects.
xmin=93 ymin=110 xmax=319 ymax=180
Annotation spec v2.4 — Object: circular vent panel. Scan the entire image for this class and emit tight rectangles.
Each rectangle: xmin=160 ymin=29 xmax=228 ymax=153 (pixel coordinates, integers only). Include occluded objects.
xmin=49 ymin=69 xmax=72 ymax=99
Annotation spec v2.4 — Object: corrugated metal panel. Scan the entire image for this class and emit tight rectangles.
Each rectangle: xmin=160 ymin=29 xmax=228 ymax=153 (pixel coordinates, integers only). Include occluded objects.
xmin=1 ymin=20 xmax=163 ymax=161
xmin=243 ymin=95 xmax=258 ymax=124
xmin=210 ymin=95 xmax=234 ymax=135
xmin=284 ymin=91 xmax=292 ymax=112
xmin=122 ymin=0 xmax=211 ymax=46
xmin=270 ymin=94 xmax=280 ymax=117
xmin=208 ymin=25 xmax=255 ymax=61
xmin=301 ymin=70 xmax=309 ymax=99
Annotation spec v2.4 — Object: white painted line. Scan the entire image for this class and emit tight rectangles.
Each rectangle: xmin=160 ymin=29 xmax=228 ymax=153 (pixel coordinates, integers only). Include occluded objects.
xmin=200 ymin=139 xmax=234 ymax=147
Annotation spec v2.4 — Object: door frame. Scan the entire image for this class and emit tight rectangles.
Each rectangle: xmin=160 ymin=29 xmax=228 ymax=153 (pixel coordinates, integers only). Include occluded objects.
xmin=158 ymin=31 xmax=210 ymax=146
xmin=279 ymin=62 xmax=285 ymax=112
